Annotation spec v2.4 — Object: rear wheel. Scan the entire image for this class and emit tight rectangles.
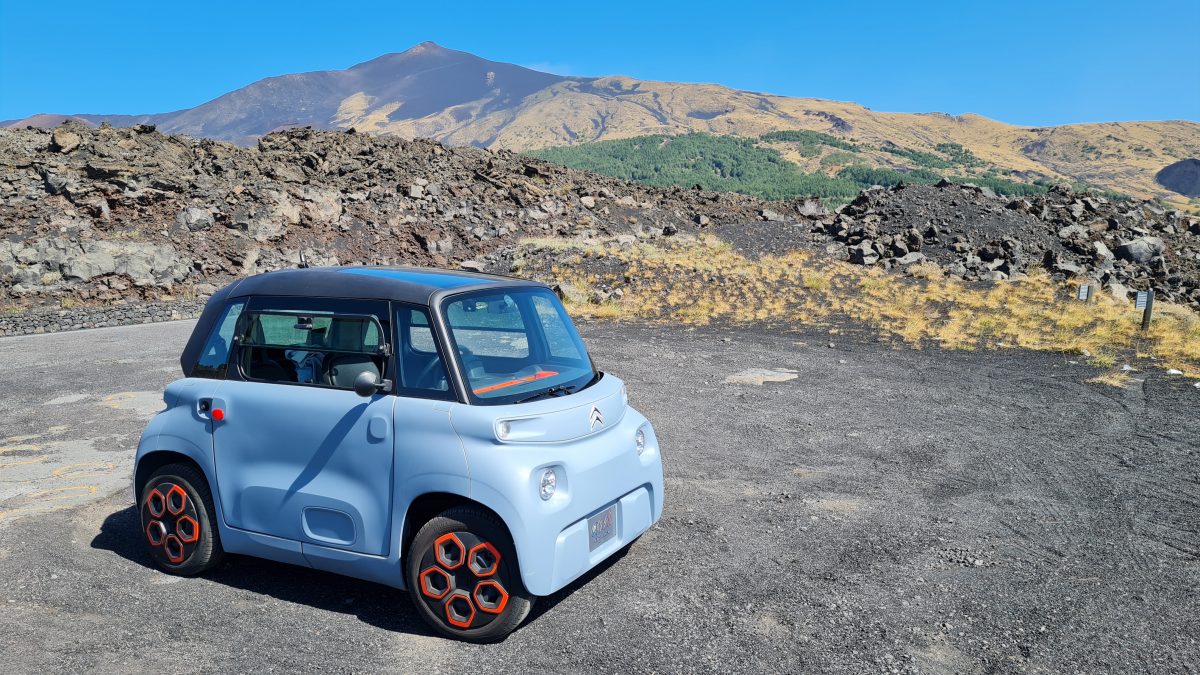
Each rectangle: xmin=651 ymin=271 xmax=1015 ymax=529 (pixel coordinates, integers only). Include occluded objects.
xmin=139 ymin=463 xmax=223 ymax=575
xmin=406 ymin=506 xmax=534 ymax=642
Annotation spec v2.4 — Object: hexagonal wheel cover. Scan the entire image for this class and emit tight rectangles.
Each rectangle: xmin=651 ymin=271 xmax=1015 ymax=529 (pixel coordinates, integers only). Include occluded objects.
xmin=166 ymin=485 xmax=188 ymax=515
xmin=473 ymin=580 xmax=509 ymax=614
xmin=145 ymin=520 xmax=166 ymax=546
xmin=468 ymin=542 xmax=500 ymax=577
xmin=146 ymin=488 xmax=166 ymax=518
xmin=175 ymin=515 xmax=200 ymax=543
xmin=443 ymin=590 xmax=476 ymax=628
xmin=141 ymin=480 xmax=202 ymax=568
xmin=434 ymin=533 xmax=465 ymax=569
xmin=419 ymin=566 xmax=452 ymax=600
xmin=163 ymin=534 xmax=185 ymax=563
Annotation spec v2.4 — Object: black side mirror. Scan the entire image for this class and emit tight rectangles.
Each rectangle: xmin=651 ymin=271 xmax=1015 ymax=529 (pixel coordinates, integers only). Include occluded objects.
xmin=353 ymin=371 xmax=379 ymax=397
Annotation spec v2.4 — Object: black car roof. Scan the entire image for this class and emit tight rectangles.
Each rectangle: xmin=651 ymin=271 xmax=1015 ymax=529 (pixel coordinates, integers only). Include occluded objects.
xmin=180 ymin=266 xmax=548 ymax=377
xmin=222 ymin=266 xmax=546 ymax=305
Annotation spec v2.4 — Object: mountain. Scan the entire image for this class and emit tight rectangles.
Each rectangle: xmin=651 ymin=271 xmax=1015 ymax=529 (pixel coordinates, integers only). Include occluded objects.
xmin=6 ymin=42 xmax=1199 ymax=207
xmin=8 ymin=43 xmax=569 ymax=146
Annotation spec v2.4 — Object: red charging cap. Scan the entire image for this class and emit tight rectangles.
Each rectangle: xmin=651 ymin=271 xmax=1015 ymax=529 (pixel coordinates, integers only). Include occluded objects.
xmin=211 ymin=408 xmax=225 ymax=421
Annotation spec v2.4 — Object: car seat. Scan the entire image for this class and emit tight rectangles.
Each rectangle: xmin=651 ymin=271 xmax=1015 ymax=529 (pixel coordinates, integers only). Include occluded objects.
xmin=323 ymin=317 xmax=381 ymax=388
xmin=240 ymin=315 xmax=294 ymax=382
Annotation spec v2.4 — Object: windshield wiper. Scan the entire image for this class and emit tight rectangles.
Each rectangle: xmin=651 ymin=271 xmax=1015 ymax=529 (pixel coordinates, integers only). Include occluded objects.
xmin=515 ymin=385 xmax=576 ymax=403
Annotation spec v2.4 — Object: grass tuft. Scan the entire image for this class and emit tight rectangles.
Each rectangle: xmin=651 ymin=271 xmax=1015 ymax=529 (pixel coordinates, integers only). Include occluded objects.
xmin=1088 ymin=371 xmax=1134 ymax=388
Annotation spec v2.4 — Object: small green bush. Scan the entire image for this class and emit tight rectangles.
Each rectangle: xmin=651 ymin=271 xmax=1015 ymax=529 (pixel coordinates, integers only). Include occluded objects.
xmin=529 ymin=133 xmax=863 ymax=202
xmin=820 ymin=151 xmax=860 ymax=167
xmin=759 ymin=130 xmax=857 ymax=151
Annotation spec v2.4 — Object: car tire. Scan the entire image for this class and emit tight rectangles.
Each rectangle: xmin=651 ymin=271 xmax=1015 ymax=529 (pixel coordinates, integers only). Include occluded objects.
xmin=139 ymin=462 xmax=224 ymax=576
xmin=406 ymin=505 xmax=534 ymax=642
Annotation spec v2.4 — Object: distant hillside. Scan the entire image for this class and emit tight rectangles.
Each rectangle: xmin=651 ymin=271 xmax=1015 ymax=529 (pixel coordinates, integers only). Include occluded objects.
xmin=7 ymin=42 xmax=1199 ymax=206
xmin=529 ymin=132 xmax=1068 ymax=204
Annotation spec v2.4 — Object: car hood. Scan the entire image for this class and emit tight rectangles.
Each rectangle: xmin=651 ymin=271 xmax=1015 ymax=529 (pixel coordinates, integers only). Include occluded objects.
xmin=448 ymin=372 xmax=627 ymax=444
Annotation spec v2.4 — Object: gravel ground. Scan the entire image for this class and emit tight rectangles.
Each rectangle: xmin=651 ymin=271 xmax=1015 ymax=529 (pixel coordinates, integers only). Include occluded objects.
xmin=1 ymin=320 xmax=1198 ymax=673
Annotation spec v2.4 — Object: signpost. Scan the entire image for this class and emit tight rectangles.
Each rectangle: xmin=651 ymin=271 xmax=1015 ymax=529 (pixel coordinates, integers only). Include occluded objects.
xmin=1136 ymin=290 xmax=1154 ymax=331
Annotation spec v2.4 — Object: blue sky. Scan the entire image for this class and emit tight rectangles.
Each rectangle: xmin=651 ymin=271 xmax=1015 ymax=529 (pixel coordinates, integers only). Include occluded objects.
xmin=1 ymin=0 xmax=1197 ymax=126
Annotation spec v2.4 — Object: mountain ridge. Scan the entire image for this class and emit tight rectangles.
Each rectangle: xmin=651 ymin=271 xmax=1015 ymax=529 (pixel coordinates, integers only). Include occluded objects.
xmin=6 ymin=42 xmax=1199 ymax=206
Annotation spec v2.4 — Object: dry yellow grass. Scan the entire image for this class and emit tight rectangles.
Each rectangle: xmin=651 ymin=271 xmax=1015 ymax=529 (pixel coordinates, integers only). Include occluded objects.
xmin=521 ymin=236 xmax=1200 ymax=378
xmin=1088 ymin=371 xmax=1135 ymax=388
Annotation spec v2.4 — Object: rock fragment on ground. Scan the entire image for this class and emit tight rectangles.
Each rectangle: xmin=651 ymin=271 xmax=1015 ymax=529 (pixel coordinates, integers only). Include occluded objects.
xmin=724 ymin=368 xmax=799 ymax=385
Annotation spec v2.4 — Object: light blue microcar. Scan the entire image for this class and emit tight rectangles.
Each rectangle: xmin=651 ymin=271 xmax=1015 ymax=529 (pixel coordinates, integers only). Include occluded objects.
xmin=134 ymin=266 xmax=664 ymax=640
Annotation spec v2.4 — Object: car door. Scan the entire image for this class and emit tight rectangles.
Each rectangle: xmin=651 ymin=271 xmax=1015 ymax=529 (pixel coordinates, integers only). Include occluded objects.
xmin=212 ymin=296 xmax=395 ymax=556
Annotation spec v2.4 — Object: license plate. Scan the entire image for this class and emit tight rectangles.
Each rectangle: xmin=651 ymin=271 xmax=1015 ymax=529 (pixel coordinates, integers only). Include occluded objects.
xmin=587 ymin=504 xmax=617 ymax=551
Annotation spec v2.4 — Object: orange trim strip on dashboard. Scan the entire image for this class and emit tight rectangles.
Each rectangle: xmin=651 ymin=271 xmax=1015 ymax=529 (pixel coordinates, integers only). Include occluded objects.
xmin=472 ymin=371 xmax=559 ymax=395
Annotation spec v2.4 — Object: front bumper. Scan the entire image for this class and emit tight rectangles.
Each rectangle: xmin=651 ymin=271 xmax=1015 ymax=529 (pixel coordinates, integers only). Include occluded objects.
xmin=462 ymin=407 xmax=665 ymax=596
xmin=546 ymin=484 xmax=655 ymax=591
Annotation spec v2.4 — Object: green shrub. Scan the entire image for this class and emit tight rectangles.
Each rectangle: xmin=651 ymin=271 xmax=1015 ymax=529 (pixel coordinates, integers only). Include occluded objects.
xmin=820 ymin=151 xmax=860 ymax=167
xmin=759 ymin=130 xmax=857 ymax=151
xmin=529 ymin=133 xmax=863 ymax=202
xmin=934 ymin=142 xmax=986 ymax=167
xmin=837 ymin=165 xmax=942 ymax=187
xmin=878 ymin=144 xmax=954 ymax=169
xmin=836 ymin=165 xmax=1047 ymax=197
xmin=529 ymin=132 xmax=1050 ymax=204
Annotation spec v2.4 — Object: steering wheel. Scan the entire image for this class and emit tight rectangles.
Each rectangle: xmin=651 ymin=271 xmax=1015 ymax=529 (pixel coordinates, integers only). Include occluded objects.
xmin=413 ymin=357 xmax=447 ymax=390
xmin=411 ymin=345 xmax=476 ymax=391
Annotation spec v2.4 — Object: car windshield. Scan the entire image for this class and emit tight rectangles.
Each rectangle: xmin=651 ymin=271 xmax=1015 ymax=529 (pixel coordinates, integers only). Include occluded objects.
xmin=442 ymin=288 xmax=597 ymax=405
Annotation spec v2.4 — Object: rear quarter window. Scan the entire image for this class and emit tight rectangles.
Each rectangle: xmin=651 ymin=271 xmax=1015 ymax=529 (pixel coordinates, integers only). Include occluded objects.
xmin=193 ymin=300 xmax=245 ymax=379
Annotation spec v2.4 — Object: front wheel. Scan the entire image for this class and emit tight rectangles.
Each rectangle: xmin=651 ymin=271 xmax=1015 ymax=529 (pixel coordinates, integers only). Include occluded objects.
xmin=406 ymin=506 xmax=534 ymax=642
xmin=139 ymin=463 xmax=223 ymax=575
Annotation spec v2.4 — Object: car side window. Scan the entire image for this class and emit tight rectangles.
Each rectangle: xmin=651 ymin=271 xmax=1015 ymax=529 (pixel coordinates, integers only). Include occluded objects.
xmin=234 ymin=304 xmax=389 ymax=391
xmin=193 ymin=300 xmax=245 ymax=379
xmin=395 ymin=306 xmax=454 ymax=400
xmin=408 ymin=309 xmax=438 ymax=353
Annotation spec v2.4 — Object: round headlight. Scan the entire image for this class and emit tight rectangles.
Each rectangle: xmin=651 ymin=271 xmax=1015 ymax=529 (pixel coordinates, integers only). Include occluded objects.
xmin=539 ymin=468 xmax=557 ymax=501
xmin=496 ymin=420 xmax=511 ymax=440
xmin=635 ymin=427 xmax=647 ymax=455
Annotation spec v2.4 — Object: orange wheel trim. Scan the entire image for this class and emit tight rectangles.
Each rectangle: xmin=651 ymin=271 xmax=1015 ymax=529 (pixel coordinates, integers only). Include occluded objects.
xmin=146 ymin=488 xmax=166 ymax=518
xmin=175 ymin=515 xmax=200 ymax=543
xmin=419 ymin=566 xmax=452 ymax=600
xmin=473 ymin=580 xmax=509 ymax=614
xmin=467 ymin=541 xmax=500 ymax=577
xmin=166 ymin=485 xmax=188 ymax=515
xmin=163 ymin=534 xmax=185 ymax=563
xmin=424 ymin=534 xmax=510 ymax=630
xmin=434 ymin=533 xmax=465 ymax=569
xmin=443 ymin=590 xmax=476 ymax=628
xmin=145 ymin=520 xmax=166 ymax=546
xmin=145 ymin=483 xmax=200 ymax=565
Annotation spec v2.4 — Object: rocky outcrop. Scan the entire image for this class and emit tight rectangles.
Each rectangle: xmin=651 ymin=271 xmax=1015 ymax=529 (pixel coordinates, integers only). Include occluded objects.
xmin=0 ymin=122 xmax=790 ymax=307
xmin=821 ymin=182 xmax=1200 ymax=307
xmin=2 ymin=122 xmax=1197 ymax=313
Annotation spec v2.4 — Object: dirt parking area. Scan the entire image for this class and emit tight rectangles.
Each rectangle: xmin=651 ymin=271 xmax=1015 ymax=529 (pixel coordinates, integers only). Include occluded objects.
xmin=1 ymin=320 xmax=1197 ymax=673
